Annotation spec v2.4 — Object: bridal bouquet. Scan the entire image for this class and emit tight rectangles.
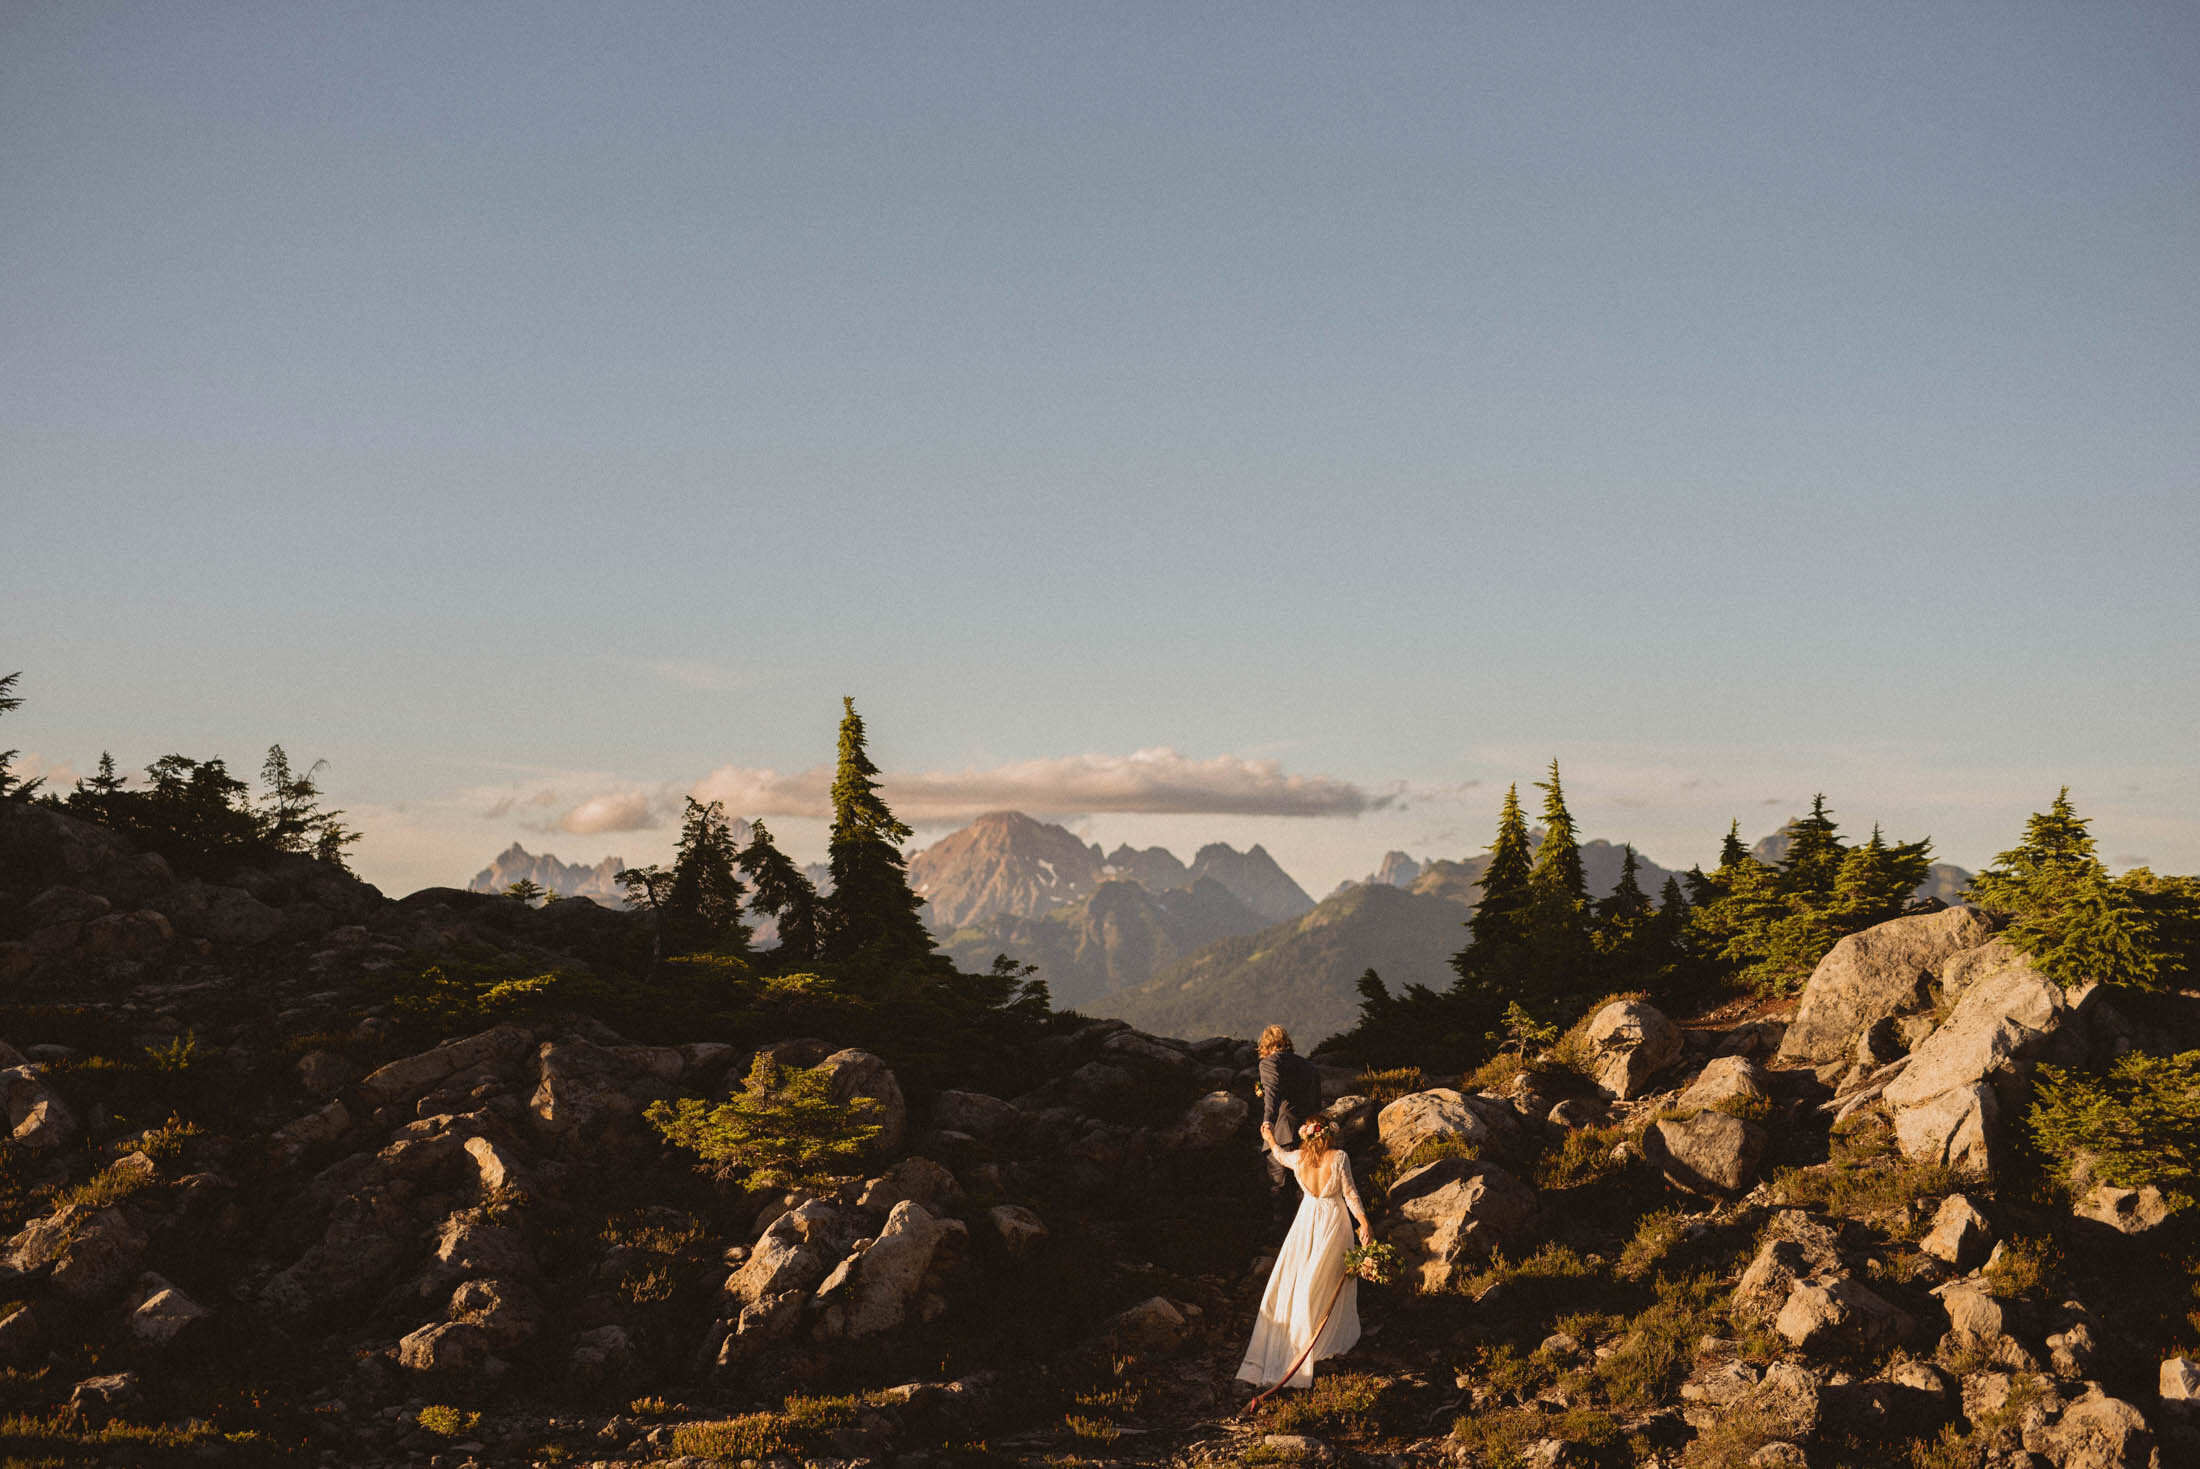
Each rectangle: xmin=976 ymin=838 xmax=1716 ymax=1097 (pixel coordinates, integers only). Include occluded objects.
xmin=1341 ymin=1240 xmax=1404 ymax=1285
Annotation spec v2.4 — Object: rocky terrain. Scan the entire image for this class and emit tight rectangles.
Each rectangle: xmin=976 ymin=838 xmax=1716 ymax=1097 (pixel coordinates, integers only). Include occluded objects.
xmin=0 ymin=798 xmax=2194 ymax=1468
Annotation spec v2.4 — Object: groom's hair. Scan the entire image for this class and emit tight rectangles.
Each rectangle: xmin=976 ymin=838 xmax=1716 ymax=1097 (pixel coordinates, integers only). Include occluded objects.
xmin=1258 ymin=1025 xmax=1293 ymax=1057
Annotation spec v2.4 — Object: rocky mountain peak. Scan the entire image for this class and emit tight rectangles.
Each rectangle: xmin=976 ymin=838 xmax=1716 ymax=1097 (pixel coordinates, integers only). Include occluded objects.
xmin=1186 ymin=842 xmax=1316 ymax=923
xmin=906 ymin=811 xmax=1107 ymax=932
xmin=468 ymin=843 xmax=629 ymax=905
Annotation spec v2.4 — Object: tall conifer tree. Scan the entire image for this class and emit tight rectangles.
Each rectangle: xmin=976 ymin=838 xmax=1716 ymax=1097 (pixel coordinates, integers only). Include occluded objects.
xmin=660 ymin=797 xmax=750 ymax=956
xmin=821 ymin=698 xmax=932 ymax=962
xmin=1779 ymin=794 xmax=1846 ymax=905
xmin=1455 ymin=783 xmax=1533 ymax=971
xmin=738 ymin=819 xmax=823 ymax=962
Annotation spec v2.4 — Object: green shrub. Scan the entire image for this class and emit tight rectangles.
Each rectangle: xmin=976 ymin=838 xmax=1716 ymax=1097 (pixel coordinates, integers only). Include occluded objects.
xmin=2029 ymin=1051 xmax=2200 ymax=1209
xmin=1616 ymin=1209 xmax=1689 ymax=1282
xmin=1981 ymin=1235 xmax=2059 ymax=1300
xmin=1354 ymin=1066 xmax=1426 ymax=1105
xmin=1770 ymin=1112 xmax=1951 ymax=1227
xmin=647 ymin=1053 xmax=882 ymax=1189
xmin=1590 ymin=1273 xmax=1724 ymax=1412
xmin=1256 ymin=1371 xmax=1392 ymax=1438
xmin=416 ymin=1404 xmax=478 ymax=1437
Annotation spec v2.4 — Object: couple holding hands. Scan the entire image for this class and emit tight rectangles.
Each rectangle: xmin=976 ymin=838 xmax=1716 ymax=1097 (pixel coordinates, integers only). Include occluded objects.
xmin=1237 ymin=1025 xmax=1375 ymax=1393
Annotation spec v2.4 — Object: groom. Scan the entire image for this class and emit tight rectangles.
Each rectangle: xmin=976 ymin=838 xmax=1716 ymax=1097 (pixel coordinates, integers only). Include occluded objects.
xmin=1256 ymin=1024 xmax=1322 ymax=1229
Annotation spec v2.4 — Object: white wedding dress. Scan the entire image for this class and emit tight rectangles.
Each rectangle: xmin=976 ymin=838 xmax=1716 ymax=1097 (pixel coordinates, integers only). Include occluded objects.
xmin=1237 ymin=1142 xmax=1364 ymax=1389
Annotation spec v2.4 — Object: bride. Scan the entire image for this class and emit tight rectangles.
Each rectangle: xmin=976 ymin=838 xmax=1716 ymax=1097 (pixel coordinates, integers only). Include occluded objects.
xmin=1237 ymin=1113 xmax=1372 ymax=1390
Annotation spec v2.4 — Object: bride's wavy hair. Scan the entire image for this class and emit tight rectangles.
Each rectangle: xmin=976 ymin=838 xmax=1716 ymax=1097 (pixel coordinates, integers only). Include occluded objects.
xmin=1296 ymin=1113 xmax=1336 ymax=1164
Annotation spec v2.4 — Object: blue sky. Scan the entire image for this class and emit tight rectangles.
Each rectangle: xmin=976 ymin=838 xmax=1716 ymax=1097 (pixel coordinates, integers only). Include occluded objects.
xmin=6 ymin=3 xmax=2196 ymax=897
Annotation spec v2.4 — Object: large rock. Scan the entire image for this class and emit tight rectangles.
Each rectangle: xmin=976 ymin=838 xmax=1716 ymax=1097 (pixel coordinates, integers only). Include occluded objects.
xmin=723 ymin=1200 xmax=864 ymax=1313
xmin=1676 ymin=1055 xmax=1772 ymax=1115
xmin=810 ymin=1200 xmax=968 ymax=1340
xmin=1160 ymin=1091 xmax=1249 ymax=1151
xmin=528 ymin=1037 xmax=683 ymax=1142
xmin=1883 ymin=958 xmax=2069 ymax=1174
xmin=448 ymin=1277 xmax=542 ymax=1352
xmin=397 ymin=1320 xmax=494 ymax=1378
xmin=355 ymin=1024 xmax=534 ymax=1116
xmin=986 ymin=1204 xmax=1047 ymax=1259
xmin=2031 ymin=1388 xmax=2156 ymax=1469
xmin=1377 ymin=1088 xmax=1520 ymax=1167
xmin=1379 ymin=1158 xmax=1538 ymax=1292
xmin=819 ymin=1049 xmax=907 ymax=1156
xmin=151 ymin=880 xmax=282 ymax=946
xmin=6 ymin=1205 xmax=148 ymax=1304
xmin=1776 ymin=907 xmax=1995 ymax=1066
xmin=262 ymin=1184 xmax=414 ymax=1319
xmin=1734 ymin=1212 xmax=1843 ymax=1323
xmin=931 ymin=1090 xmax=1018 ymax=1143
xmin=0 ymin=1066 xmax=77 ymax=1151
xmin=1645 ymin=1110 xmax=1768 ymax=1196
xmin=1774 ymin=1278 xmax=1912 ymax=1356
xmin=1920 ymin=1194 xmax=1993 ymax=1270
xmin=1579 ymin=1001 xmax=1682 ymax=1100
xmin=127 ymin=1274 xmax=212 ymax=1349
xmin=1105 ymin=1295 xmax=1198 ymax=1355
xmin=2074 ymin=1183 xmax=2170 ymax=1235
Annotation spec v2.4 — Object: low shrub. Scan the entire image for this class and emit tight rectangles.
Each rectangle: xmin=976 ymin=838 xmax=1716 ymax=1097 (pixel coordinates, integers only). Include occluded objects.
xmin=1354 ymin=1066 xmax=1427 ymax=1105
xmin=2029 ymin=1050 xmax=2200 ymax=1209
xmin=1770 ymin=1113 xmax=1952 ymax=1228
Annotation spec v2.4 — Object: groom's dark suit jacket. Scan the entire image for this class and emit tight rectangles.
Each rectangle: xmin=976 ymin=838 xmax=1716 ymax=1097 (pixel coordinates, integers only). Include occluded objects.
xmin=1259 ymin=1049 xmax=1322 ymax=1149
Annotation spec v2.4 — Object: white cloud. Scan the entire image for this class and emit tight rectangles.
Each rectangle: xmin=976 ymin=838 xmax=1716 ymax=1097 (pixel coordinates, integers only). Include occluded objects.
xmin=554 ymin=789 xmax=670 ymax=834
xmin=692 ymin=748 xmax=1384 ymax=824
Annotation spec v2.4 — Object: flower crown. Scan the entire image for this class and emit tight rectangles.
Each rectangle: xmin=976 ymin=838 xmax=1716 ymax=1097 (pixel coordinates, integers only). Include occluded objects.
xmin=1299 ymin=1115 xmax=1333 ymax=1139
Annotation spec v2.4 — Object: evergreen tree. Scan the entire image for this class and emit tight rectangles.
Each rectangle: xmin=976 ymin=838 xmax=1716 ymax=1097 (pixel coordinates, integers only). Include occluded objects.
xmin=1592 ymin=844 xmax=1659 ymax=978
xmin=659 ymin=797 xmax=750 ymax=957
xmin=646 ymin=1053 xmax=883 ymax=1189
xmin=821 ymin=698 xmax=932 ymax=963
xmin=1830 ymin=824 xmax=1931 ymax=928
xmin=1778 ymin=794 xmax=1846 ymax=905
xmin=1528 ymin=760 xmax=1588 ymax=907
xmin=1451 ymin=784 xmax=1533 ymax=981
xmin=1520 ymin=759 xmax=1592 ymax=989
xmin=503 ymin=878 xmax=547 ymax=905
xmin=738 ymin=818 xmax=823 ymax=961
xmin=1718 ymin=820 xmax=1750 ymax=871
xmin=1967 ymin=788 xmax=2103 ymax=918
xmin=0 ymin=672 xmax=37 ymax=801
xmin=256 ymin=744 xmax=360 ymax=868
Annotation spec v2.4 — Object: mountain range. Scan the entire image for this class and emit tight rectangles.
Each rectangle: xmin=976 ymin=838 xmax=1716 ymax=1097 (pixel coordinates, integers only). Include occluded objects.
xmin=469 ymin=811 xmax=1971 ymax=1042
xmin=468 ymin=843 xmax=630 ymax=904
